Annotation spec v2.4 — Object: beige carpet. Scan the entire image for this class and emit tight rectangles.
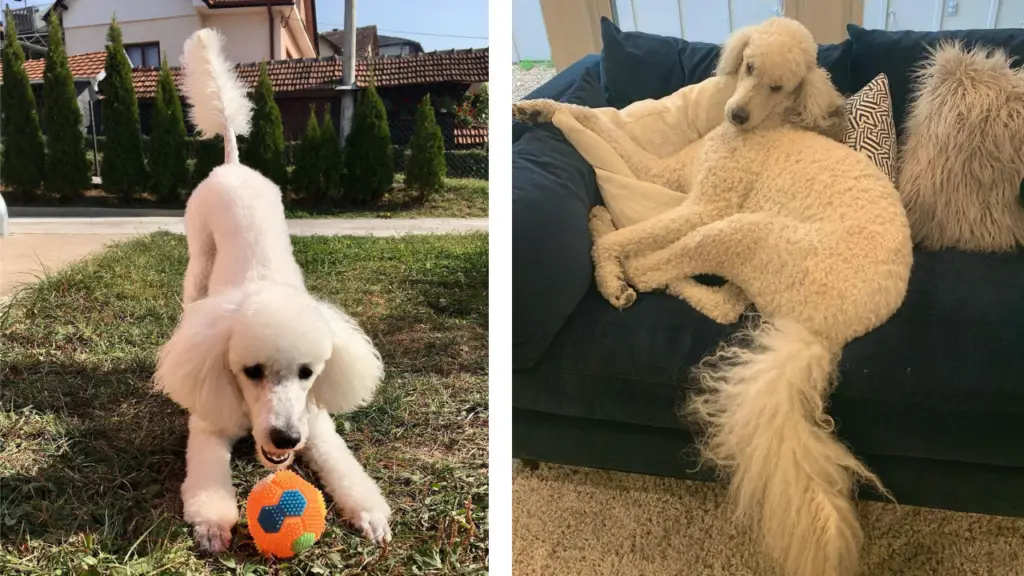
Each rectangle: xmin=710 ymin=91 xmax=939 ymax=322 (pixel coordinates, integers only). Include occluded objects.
xmin=513 ymin=462 xmax=1024 ymax=575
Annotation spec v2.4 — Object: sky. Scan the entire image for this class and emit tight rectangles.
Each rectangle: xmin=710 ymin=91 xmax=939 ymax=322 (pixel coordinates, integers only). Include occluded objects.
xmin=3 ymin=0 xmax=489 ymax=52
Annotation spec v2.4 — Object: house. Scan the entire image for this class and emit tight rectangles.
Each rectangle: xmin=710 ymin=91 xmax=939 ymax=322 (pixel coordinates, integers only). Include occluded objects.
xmin=46 ymin=0 xmax=319 ymax=68
xmin=130 ymin=47 xmax=489 ymax=143
xmin=318 ymin=24 xmax=378 ymax=59
xmin=3 ymin=4 xmax=49 ymax=60
xmin=377 ymin=34 xmax=423 ymax=57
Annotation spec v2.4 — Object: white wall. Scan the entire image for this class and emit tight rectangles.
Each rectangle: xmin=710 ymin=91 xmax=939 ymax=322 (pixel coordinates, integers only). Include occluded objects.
xmin=64 ymin=16 xmax=202 ymax=62
xmin=614 ymin=0 xmax=782 ymax=44
xmin=63 ymin=0 xmax=196 ymax=28
xmin=512 ymin=0 xmax=551 ymax=62
xmin=201 ymin=11 xmax=271 ymax=64
xmin=863 ymin=0 xmax=1024 ymax=30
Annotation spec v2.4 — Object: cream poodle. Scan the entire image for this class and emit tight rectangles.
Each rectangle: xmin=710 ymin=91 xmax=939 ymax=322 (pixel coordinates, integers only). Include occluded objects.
xmin=153 ymin=29 xmax=391 ymax=554
xmin=517 ymin=18 xmax=914 ymax=576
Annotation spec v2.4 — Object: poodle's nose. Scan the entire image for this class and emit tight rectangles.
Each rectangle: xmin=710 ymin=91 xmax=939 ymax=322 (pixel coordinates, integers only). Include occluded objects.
xmin=730 ymin=107 xmax=749 ymax=126
xmin=269 ymin=427 xmax=301 ymax=450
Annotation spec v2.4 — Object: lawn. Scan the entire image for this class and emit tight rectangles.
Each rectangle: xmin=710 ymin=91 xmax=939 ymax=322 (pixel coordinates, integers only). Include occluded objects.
xmin=1 ymin=178 xmax=488 ymax=220
xmin=0 ymin=232 xmax=488 ymax=575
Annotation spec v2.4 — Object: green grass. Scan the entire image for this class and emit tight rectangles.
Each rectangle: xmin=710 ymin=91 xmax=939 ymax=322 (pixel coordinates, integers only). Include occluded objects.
xmin=284 ymin=178 xmax=488 ymax=220
xmin=0 ymin=232 xmax=488 ymax=575
xmin=515 ymin=60 xmax=554 ymax=71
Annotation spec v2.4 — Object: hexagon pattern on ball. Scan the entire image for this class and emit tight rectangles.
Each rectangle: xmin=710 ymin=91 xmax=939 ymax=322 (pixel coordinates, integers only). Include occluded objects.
xmin=245 ymin=470 xmax=327 ymax=558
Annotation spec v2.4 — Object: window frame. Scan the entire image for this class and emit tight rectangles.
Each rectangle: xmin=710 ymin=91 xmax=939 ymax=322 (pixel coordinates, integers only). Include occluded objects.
xmin=124 ymin=41 xmax=161 ymax=68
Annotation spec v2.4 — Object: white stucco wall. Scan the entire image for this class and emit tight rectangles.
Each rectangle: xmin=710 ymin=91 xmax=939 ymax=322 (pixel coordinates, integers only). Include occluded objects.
xmin=201 ymin=10 xmax=271 ymax=64
xmin=64 ymin=16 xmax=202 ymax=63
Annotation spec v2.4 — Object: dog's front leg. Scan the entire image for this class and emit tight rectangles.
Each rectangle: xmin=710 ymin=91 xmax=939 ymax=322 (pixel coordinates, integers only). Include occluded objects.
xmin=303 ymin=409 xmax=392 ymax=544
xmin=181 ymin=415 xmax=240 ymax=553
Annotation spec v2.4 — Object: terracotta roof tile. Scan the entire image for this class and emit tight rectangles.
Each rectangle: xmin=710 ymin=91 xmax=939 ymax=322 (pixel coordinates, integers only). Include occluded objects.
xmin=131 ymin=48 xmax=488 ymax=98
xmin=321 ymin=25 xmax=378 ymax=58
xmin=454 ymin=126 xmax=488 ymax=146
xmin=0 ymin=50 xmax=106 ymax=83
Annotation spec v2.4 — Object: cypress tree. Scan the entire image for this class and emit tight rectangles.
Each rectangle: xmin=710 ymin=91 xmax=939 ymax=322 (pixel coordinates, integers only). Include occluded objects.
xmin=1 ymin=7 xmax=46 ymax=199
xmin=42 ymin=11 xmax=89 ymax=202
xmin=240 ymin=62 xmax=287 ymax=189
xmin=343 ymin=79 xmax=393 ymax=204
xmin=149 ymin=54 xmax=189 ymax=203
xmin=405 ymin=94 xmax=446 ymax=199
xmin=100 ymin=16 xmax=147 ymax=201
xmin=290 ymin=105 xmax=322 ymax=202
xmin=191 ymin=134 xmax=224 ymax=188
xmin=320 ymin=105 xmax=344 ymax=204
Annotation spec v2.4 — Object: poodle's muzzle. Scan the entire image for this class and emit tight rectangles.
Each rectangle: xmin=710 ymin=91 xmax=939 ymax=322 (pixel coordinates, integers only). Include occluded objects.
xmin=730 ymin=107 xmax=750 ymax=126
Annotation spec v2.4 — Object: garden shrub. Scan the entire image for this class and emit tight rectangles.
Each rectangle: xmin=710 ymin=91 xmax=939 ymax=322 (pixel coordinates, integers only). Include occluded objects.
xmin=344 ymin=80 xmax=393 ymax=204
xmin=240 ymin=63 xmax=288 ymax=189
xmin=42 ymin=11 xmax=90 ymax=201
xmin=100 ymin=16 xmax=148 ymax=201
xmin=1 ymin=7 xmax=46 ymax=198
xmin=405 ymin=94 xmax=446 ymax=199
xmin=149 ymin=55 xmax=189 ymax=203
xmin=320 ymin=105 xmax=345 ymax=204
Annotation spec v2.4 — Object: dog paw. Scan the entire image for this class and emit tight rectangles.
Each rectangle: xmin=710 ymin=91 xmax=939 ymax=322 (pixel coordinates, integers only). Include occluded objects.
xmin=352 ymin=507 xmax=393 ymax=544
xmin=606 ymin=281 xmax=637 ymax=310
xmin=512 ymin=100 xmax=557 ymax=124
xmin=193 ymin=521 xmax=233 ymax=554
xmin=588 ymin=206 xmax=617 ymax=238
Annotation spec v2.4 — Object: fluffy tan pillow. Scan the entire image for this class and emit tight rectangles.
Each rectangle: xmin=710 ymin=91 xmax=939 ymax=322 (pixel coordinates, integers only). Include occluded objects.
xmin=898 ymin=41 xmax=1024 ymax=252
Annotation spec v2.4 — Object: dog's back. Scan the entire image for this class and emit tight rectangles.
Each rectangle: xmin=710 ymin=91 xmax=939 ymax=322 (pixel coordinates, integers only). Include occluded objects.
xmin=178 ymin=28 xmax=303 ymax=303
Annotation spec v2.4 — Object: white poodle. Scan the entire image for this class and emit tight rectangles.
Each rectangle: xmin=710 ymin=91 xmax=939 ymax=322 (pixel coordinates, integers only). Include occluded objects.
xmin=153 ymin=29 xmax=391 ymax=554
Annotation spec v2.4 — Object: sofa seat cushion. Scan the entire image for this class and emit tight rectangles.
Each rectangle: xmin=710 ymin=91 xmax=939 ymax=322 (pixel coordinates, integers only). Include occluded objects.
xmin=513 ymin=249 xmax=1024 ymax=468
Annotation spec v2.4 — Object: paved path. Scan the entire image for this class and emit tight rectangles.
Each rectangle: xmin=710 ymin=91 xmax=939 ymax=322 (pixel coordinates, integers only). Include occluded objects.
xmin=1 ymin=217 xmax=487 ymax=298
xmin=8 ymin=217 xmax=489 ymax=236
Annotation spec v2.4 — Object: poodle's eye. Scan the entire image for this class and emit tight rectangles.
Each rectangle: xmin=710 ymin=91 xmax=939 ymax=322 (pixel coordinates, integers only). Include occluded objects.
xmin=298 ymin=365 xmax=313 ymax=380
xmin=770 ymin=84 xmax=783 ymax=92
xmin=746 ymin=62 xmax=754 ymax=75
xmin=243 ymin=364 xmax=264 ymax=380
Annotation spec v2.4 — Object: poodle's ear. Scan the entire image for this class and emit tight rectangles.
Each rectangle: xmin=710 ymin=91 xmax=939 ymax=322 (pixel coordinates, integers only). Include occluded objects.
xmin=716 ymin=26 xmax=755 ymax=77
xmin=153 ymin=291 xmax=248 ymax=432
xmin=312 ymin=301 xmax=384 ymax=414
xmin=789 ymin=67 xmax=848 ymax=142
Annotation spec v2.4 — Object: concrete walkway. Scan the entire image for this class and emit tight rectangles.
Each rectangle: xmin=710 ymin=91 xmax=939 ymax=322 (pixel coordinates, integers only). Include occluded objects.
xmin=1 ymin=217 xmax=487 ymax=298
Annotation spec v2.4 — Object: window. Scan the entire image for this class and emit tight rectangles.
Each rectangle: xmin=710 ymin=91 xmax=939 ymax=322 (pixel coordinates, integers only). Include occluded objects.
xmin=124 ymin=42 xmax=160 ymax=68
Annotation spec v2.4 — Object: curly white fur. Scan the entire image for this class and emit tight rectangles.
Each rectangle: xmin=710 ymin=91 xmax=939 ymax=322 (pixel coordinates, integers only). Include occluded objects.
xmin=154 ymin=28 xmax=390 ymax=554
xmin=515 ymin=18 xmax=913 ymax=576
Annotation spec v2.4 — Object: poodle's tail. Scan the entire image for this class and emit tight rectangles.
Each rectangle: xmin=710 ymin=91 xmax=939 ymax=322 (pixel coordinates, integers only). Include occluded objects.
xmin=180 ymin=28 xmax=252 ymax=164
xmin=686 ymin=317 xmax=889 ymax=576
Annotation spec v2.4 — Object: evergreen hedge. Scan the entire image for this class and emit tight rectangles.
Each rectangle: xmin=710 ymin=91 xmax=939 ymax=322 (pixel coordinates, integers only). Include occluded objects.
xmin=240 ymin=63 xmax=288 ymax=189
xmin=149 ymin=55 xmax=189 ymax=202
xmin=344 ymin=80 xmax=393 ymax=204
xmin=191 ymin=135 xmax=224 ymax=188
xmin=42 ymin=11 xmax=90 ymax=201
xmin=100 ymin=17 xmax=148 ymax=200
xmin=320 ymin=105 xmax=345 ymax=203
xmin=404 ymin=94 xmax=446 ymax=199
xmin=290 ymin=105 xmax=323 ymax=201
xmin=1 ymin=7 xmax=46 ymax=198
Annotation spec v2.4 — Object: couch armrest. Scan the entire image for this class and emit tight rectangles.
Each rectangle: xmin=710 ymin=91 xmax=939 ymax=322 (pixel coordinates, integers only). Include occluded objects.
xmin=513 ymin=125 xmax=602 ymax=371
xmin=513 ymin=54 xmax=602 ymax=144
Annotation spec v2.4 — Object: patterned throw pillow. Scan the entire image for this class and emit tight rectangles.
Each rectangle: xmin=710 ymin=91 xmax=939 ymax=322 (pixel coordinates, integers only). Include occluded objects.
xmin=842 ymin=73 xmax=897 ymax=184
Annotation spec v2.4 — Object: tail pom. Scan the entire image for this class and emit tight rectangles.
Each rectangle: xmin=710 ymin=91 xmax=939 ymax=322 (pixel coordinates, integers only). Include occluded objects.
xmin=180 ymin=29 xmax=252 ymax=144
xmin=685 ymin=316 xmax=890 ymax=576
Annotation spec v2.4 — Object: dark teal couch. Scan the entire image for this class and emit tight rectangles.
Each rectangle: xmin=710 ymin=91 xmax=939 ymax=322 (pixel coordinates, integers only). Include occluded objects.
xmin=512 ymin=21 xmax=1024 ymax=517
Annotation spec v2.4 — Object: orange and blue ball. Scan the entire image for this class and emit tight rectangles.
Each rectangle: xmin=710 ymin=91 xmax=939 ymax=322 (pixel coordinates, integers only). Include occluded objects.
xmin=245 ymin=470 xmax=327 ymax=558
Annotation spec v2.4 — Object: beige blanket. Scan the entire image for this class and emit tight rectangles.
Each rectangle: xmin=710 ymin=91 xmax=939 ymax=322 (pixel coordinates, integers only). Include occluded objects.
xmin=549 ymin=76 xmax=736 ymax=228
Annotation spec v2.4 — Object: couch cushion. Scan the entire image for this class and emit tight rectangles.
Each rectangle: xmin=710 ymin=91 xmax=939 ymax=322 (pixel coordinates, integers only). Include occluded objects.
xmin=512 ymin=65 xmax=606 ymax=370
xmin=513 ymin=249 xmax=1024 ymax=468
xmin=600 ymin=17 xmax=856 ymax=109
xmin=846 ymin=24 xmax=1024 ymax=134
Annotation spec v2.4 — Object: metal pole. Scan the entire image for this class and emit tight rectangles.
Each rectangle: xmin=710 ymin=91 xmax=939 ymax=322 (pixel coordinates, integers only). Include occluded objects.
xmin=339 ymin=0 xmax=356 ymax=143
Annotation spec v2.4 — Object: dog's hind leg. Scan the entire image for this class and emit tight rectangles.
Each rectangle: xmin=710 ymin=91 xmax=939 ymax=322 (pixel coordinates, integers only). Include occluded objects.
xmin=302 ymin=409 xmax=392 ymax=544
xmin=592 ymin=200 xmax=729 ymax=309
xmin=182 ymin=226 xmax=215 ymax=306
